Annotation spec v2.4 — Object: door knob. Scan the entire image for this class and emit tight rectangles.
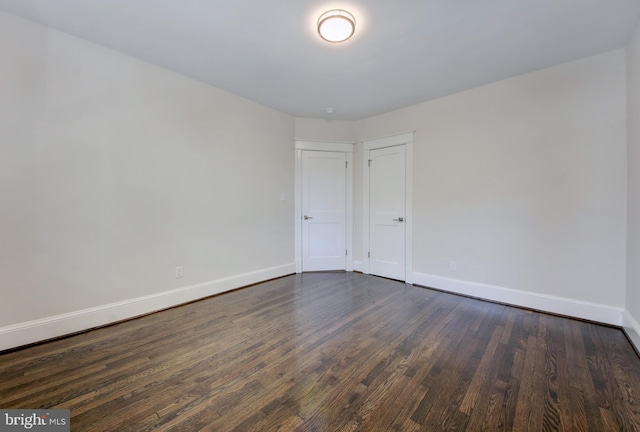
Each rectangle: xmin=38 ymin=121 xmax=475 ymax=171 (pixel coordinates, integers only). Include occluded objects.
xmin=304 ymin=215 xmax=313 ymax=220
xmin=393 ymin=217 xmax=404 ymax=222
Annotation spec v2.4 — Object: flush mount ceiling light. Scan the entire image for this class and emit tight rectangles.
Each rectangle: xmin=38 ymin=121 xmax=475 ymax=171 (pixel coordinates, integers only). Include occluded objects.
xmin=317 ymin=9 xmax=356 ymax=43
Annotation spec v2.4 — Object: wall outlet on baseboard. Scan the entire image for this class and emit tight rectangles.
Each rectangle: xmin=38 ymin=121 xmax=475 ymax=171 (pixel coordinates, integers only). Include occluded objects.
xmin=449 ymin=261 xmax=457 ymax=271
xmin=175 ymin=266 xmax=184 ymax=278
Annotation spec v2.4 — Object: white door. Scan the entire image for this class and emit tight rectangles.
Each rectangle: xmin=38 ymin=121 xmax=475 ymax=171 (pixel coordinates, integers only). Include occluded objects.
xmin=302 ymin=151 xmax=347 ymax=271
xmin=369 ymin=145 xmax=406 ymax=280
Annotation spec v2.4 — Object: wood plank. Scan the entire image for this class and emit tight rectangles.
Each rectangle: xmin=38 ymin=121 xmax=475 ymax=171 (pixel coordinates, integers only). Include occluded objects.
xmin=1 ymin=272 xmax=639 ymax=431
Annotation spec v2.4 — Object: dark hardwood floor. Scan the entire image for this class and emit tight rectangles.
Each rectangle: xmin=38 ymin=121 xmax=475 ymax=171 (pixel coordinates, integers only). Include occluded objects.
xmin=2 ymin=272 xmax=640 ymax=431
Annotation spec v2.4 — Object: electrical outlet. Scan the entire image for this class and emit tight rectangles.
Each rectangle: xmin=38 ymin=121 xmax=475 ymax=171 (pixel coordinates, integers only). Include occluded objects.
xmin=175 ymin=266 xmax=184 ymax=278
xmin=449 ymin=261 xmax=457 ymax=271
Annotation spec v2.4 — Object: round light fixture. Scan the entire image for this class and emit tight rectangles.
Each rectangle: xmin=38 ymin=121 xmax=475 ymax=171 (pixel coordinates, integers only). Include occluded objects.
xmin=317 ymin=9 xmax=356 ymax=43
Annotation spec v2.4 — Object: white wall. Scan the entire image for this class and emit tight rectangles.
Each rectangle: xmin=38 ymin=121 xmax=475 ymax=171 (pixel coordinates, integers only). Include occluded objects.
xmin=626 ymin=21 xmax=640 ymax=348
xmin=0 ymin=12 xmax=41 ymax=320
xmin=0 ymin=12 xmax=294 ymax=349
xmin=356 ymin=50 xmax=628 ymax=319
xmin=294 ymin=117 xmax=357 ymax=143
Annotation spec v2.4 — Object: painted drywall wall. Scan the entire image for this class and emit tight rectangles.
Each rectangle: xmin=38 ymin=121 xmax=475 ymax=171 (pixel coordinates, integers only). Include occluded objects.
xmin=356 ymin=50 xmax=628 ymax=309
xmin=626 ymin=21 xmax=640 ymax=347
xmin=0 ymin=12 xmax=41 ymax=317
xmin=0 ymin=12 xmax=294 ymax=334
xmin=294 ymin=117 xmax=357 ymax=143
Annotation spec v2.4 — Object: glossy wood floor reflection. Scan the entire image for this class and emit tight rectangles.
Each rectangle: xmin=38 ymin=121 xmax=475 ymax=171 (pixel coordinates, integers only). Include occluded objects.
xmin=2 ymin=273 xmax=640 ymax=431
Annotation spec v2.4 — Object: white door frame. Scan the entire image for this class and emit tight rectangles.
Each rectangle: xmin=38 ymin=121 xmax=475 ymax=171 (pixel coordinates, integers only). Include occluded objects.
xmin=362 ymin=131 xmax=414 ymax=283
xmin=295 ymin=140 xmax=354 ymax=273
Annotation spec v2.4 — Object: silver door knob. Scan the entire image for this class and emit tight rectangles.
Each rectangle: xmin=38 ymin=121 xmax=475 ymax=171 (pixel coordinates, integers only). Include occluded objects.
xmin=304 ymin=215 xmax=313 ymax=220
xmin=393 ymin=217 xmax=404 ymax=222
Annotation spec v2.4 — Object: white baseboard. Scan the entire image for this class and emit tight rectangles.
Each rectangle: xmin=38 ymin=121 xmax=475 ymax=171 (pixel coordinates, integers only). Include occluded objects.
xmin=413 ymin=272 xmax=623 ymax=326
xmin=623 ymin=310 xmax=640 ymax=353
xmin=353 ymin=261 xmax=364 ymax=273
xmin=0 ymin=263 xmax=295 ymax=351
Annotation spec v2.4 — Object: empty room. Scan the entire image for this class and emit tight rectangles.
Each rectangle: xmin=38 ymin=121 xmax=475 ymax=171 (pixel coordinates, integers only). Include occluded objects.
xmin=2 ymin=1 xmax=640 ymax=430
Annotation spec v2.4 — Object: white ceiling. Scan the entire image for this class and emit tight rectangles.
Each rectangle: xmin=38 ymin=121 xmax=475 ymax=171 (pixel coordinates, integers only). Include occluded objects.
xmin=1 ymin=0 xmax=639 ymax=120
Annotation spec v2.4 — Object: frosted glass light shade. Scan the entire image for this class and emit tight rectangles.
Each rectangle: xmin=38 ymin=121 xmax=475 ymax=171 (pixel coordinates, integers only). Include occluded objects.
xmin=317 ymin=10 xmax=356 ymax=43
